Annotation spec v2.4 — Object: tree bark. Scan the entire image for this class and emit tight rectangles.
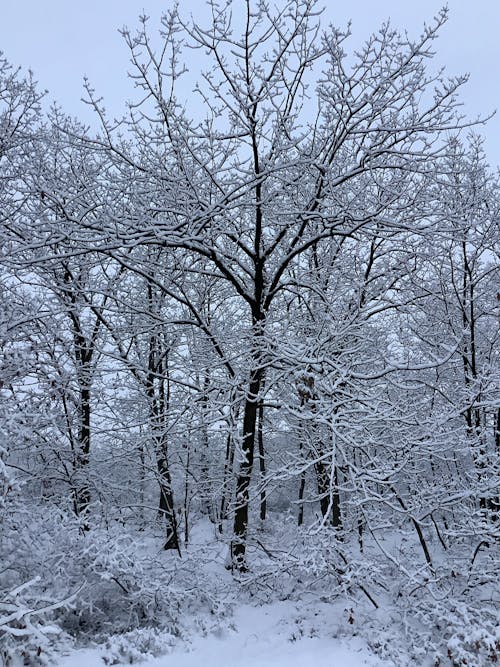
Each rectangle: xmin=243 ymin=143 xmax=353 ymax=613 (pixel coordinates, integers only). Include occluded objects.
xmin=231 ymin=316 xmax=264 ymax=570
xmin=231 ymin=368 xmax=262 ymax=570
xmin=157 ymin=453 xmax=181 ymax=553
xmin=258 ymin=401 xmax=266 ymax=521
xmin=74 ymin=383 xmax=91 ymax=525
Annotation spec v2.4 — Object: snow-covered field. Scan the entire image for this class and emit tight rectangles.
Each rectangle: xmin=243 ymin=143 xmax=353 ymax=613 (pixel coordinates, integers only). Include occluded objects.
xmin=57 ymin=601 xmax=388 ymax=667
xmin=3 ymin=512 xmax=497 ymax=667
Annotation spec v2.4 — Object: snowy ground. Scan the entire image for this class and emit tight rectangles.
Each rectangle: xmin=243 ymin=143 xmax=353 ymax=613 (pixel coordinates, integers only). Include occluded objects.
xmin=56 ymin=601 xmax=389 ymax=667
xmin=50 ymin=517 xmax=394 ymax=666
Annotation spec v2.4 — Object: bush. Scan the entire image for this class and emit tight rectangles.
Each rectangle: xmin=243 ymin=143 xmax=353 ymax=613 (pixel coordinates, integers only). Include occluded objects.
xmin=102 ymin=628 xmax=178 ymax=665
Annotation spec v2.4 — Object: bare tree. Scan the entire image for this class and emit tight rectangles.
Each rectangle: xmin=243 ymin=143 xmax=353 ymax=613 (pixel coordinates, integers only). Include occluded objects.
xmin=81 ymin=1 xmax=473 ymax=569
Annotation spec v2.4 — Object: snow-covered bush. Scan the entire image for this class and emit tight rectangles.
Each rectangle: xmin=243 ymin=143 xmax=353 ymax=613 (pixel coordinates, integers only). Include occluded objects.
xmin=359 ymin=551 xmax=499 ymax=666
xmin=0 ymin=577 xmax=71 ymax=667
xmin=1 ymin=501 xmax=237 ymax=663
xmin=1 ymin=504 xmax=176 ymax=637
xmin=442 ymin=604 xmax=499 ymax=666
xmin=102 ymin=627 xmax=178 ymax=665
xmin=406 ymin=598 xmax=499 ymax=667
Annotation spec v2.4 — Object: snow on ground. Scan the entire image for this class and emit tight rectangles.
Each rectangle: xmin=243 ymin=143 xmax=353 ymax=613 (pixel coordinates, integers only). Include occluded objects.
xmin=52 ymin=519 xmax=394 ymax=666
xmin=56 ymin=600 xmax=388 ymax=667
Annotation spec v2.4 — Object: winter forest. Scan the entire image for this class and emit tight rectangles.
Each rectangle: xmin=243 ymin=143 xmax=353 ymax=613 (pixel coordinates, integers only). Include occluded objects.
xmin=0 ymin=1 xmax=499 ymax=665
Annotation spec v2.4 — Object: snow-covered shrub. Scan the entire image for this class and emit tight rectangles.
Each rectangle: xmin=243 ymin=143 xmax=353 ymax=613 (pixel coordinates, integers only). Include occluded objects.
xmin=414 ymin=599 xmax=499 ymax=667
xmin=443 ymin=606 xmax=499 ymax=666
xmin=0 ymin=504 xmax=183 ymax=639
xmin=238 ymin=516 xmax=375 ymax=606
xmin=0 ymin=435 xmax=70 ymax=665
xmin=102 ymin=627 xmax=178 ymax=665
xmin=360 ymin=558 xmax=499 ymax=667
xmin=1 ymin=500 xmax=236 ymax=661
xmin=0 ymin=576 xmax=72 ymax=667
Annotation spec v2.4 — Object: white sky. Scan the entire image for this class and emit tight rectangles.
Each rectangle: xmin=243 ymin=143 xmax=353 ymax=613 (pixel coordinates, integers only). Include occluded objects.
xmin=1 ymin=1 xmax=499 ymax=167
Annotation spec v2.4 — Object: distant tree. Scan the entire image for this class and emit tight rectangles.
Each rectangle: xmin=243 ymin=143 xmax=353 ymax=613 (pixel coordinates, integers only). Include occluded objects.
xmin=0 ymin=55 xmax=42 ymax=515
xmin=4 ymin=116 xmax=113 ymax=522
xmin=409 ymin=136 xmax=499 ymax=526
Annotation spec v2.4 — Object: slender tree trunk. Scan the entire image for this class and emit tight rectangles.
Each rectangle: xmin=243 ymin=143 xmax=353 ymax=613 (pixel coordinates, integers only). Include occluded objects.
xmin=492 ymin=409 xmax=500 ymax=520
xmin=460 ymin=241 xmax=491 ymax=513
xmin=145 ymin=290 xmax=181 ymax=554
xmin=258 ymin=401 xmax=266 ymax=521
xmin=391 ymin=485 xmax=433 ymax=571
xmin=357 ymin=514 xmax=364 ymax=552
xmin=199 ymin=371 xmax=213 ymax=519
xmin=139 ymin=438 xmax=146 ymax=527
xmin=75 ymin=383 xmax=91 ymax=523
xmin=315 ymin=459 xmax=331 ymax=520
xmin=157 ymin=451 xmax=180 ymax=552
xmin=184 ymin=441 xmax=191 ymax=545
xmin=219 ymin=432 xmax=233 ymax=530
xmin=297 ymin=441 xmax=306 ymax=527
xmin=219 ymin=402 xmax=238 ymax=533
xmin=313 ymin=440 xmax=341 ymax=527
xmin=495 ymin=407 xmax=500 ymax=454
xmin=68 ymin=304 xmax=95 ymax=526
xmin=331 ymin=464 xmax=342 ymax=529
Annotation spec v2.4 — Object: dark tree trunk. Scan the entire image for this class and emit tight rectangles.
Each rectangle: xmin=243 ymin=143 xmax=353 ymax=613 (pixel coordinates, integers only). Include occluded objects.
xmin=357 ymin=514 xmax=364 ymax=552
xmin=297 ymin=461 xmax=306 ymax=527
xmin=199 ymin=372 xmax=213 ymax=519
xmin=314 ymin=458 xmax=342 ymax=528
xmin=157 ymin=454 xmax=181 ymax=553
xmin=492 ymin=409 xmax=500 ymax=520
xmin=331 ymin=465 xmax=342 ymax=529
xmin=231 ymin=315 xmax=264 ymax=570
xmin=315 ymin=459 xmax=331 ymax=520
xmin=231 ymin=370 xmax=262 ymax=570
xmin=391 ymin=485 xmax=433 ymax=571
xmin=183 ymin=441 xmax=191 ymax=544
xmin=139 ymin=441 xmax=146 ymax=527
xmin=75 ymin=383 xmax=91 ymax=526
xmin=145 ymin=288 xmax=181 ymax=555
xmin=258 ymin=401 xmax=266 ymax=521
xmin=67 ymin=295 xmax=95 ymax=527
xmin=219 ymin=403 xmax=238 ymax=533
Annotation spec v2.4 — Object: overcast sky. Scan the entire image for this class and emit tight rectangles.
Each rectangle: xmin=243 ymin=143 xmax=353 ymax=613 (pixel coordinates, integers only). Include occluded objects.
xmin=1 ymin=1 xmax=498 ymax=167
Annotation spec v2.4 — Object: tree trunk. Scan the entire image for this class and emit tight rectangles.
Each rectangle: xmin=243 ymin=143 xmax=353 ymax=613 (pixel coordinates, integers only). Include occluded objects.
xmin=219 ymin=402 xmax=238 ymax=533
xmin=231 ymin=371 xmax=262 ymax=570
xmin=231 ymin=307 xmax=265 ymax=570
xmin=331 ymin=465 xmax=342 ymax=529
xmin=258 ymin=401 xmax=266 ymax=521
xmin=297 ymin=459 xmax=306 ymax=527
xmin=157 ymin=452 xmax=181 ymax=553
xmin=315 ymin=459 xmax=331 ymax=520
xmin=145 ymin=299 xmax=181 ymax=554
xmin=199 ymin=372 xmax=213 ymax=519
xmin=74 ymin=377 xmax=91 ymax=530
